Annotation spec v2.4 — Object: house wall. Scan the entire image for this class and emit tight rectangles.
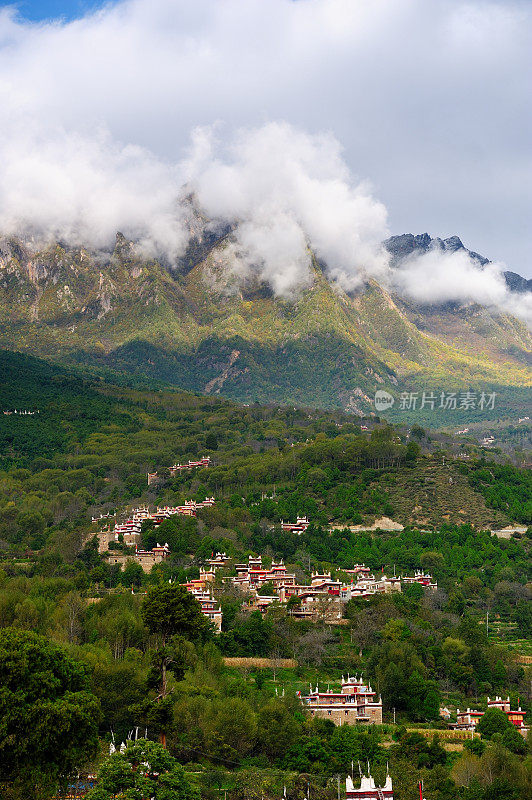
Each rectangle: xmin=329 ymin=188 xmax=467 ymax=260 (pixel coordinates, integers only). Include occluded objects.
xmin=307 ymin=704 xmax=382 ymax=725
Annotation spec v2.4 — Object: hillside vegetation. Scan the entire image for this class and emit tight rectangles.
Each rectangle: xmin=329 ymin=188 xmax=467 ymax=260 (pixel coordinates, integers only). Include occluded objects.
xmin=0 ymin=348 xmax=531 ymax=800
xmin=0 ymin=232 xmax=530 ymax=418
xmin=0 ymin=349 xmax=529 ymax=558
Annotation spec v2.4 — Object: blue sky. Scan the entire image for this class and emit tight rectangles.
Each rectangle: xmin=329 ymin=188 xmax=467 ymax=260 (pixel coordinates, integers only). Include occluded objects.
xmin=5 ymin=1 xmax=102 ymax=21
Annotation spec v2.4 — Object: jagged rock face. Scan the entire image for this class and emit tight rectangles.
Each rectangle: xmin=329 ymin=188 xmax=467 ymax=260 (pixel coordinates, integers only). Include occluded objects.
xmin=0 ymin=236 xmax=31 ymax=265
xmin=0 ymin=232 xmax=188 ymax=325
xmin=384 ymin=232 xmax=489 ymax=267
xmin=0 ymin=229 xmax=530 ymax=414
xmin=504 ymin=271 xmax=532 ymax=294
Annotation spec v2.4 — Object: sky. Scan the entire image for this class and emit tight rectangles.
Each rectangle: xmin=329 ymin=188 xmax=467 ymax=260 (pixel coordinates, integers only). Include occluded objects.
xmin=0 ymin=0 xmax=530 ymax=290
xmin=8 ymin=1 xmax=101 ymax=21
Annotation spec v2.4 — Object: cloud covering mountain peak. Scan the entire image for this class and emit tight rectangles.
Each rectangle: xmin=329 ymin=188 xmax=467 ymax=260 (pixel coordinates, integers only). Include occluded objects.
xmin=0 ymin=1 xmax=529 ymax=325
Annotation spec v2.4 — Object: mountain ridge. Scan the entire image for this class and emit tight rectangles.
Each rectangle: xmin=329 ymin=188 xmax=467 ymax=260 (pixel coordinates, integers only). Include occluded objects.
xmin=384 ymin=232 xmax=532 ymax=294
xmin=1 ymin=228 xmax=530 ymax=417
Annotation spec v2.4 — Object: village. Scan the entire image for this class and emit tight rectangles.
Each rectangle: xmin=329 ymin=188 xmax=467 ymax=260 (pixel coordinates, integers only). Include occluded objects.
xmin=6 ymin=442 xmax=532 ymax=800
xmin=91 ymin=494 xmax=439 ymax=634
xmin=2 ymin=408 xmax=40 ymax=415
xmin=452 ymin=696 xmax=528 ymax=736
xmin=88 ymin=512 xmax=529 ymax=746
xmin=85 ymin=456 xmax=528 ymax=754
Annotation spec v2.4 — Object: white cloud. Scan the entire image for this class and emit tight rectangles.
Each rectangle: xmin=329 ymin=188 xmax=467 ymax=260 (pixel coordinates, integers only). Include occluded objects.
xmin=0 ymin=118 xmax=389 ymax=290
xmin=392 ymin=248 xmax=532 ymax=328
xmin=0 ymin=0 xmax=529 ymax=273
xmin=0 ymin=0 xmax=529 ymax=321
xmin=186 ymin=123 xmax=389 ymax=292
xmin=0 ymin=123 xmax=188 ymax=256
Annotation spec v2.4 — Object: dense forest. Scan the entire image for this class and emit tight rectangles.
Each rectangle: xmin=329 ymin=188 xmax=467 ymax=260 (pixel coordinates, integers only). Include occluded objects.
xmin=0 ymin=348 xmax=531 ymax=800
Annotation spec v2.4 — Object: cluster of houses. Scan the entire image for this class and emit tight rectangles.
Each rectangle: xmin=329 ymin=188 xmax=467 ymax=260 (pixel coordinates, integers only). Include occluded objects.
xmin=174 ymin=553 xmax=437 ymax=625
xmin=401 ymin=571 xmax=438 ymax=589
xmin=452 ymin=696 xmax=528 ymax=737
xmin=93 ymin=499 xmax=215 ymax=571
xmin=91 ymin=511 xmax=114 ymax=523
xmin=222 ymin=555 xmax=436 ymax=620
xmin=106 ymin=543 xmax=171 ymax=573
xmin=183 ymin=583 xmax=223 ymax=633
xmin=281 ymin=515 xmax=310 ymax=534
xmin=147 ymin=456 xmax=211 ymax=485
xmin=180 ymin=552 xmax=230 ymax=633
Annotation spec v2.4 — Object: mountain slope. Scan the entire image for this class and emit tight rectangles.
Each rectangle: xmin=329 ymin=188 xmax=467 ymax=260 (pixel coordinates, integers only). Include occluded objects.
xmin=0 ymin=231 xmax=530 ymax=417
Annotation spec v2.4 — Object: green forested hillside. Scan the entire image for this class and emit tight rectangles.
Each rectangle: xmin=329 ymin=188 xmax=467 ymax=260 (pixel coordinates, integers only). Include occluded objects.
xmin=469 ymin=464 xmax=532 ymax=524
xmin=0 ymin=349 xmax=135 ymax=467
xmin=0 ymin=348 xmax=529 ymax=555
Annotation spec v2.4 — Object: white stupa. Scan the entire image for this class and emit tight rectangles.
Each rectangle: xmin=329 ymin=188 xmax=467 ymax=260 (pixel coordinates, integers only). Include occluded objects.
xmin=346 ymin=766 xmax=393 ymax=799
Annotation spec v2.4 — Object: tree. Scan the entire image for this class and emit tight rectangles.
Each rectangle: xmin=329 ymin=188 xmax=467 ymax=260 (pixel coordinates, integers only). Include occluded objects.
xmin=257 ymin=581 xmax=275 ymax=596
xmin=85 ymin=739 xmax=199 ymax=800
xmin=84 ymin=593 xmax=145 ymax=660
xmin=423 ymin=764 xmax=456 ymax=800
xmin=406 ymin=671 xmax=427 ymax=720
xmin=451 ymin=752 xmax=483 ymax=789
xmin=55 ymin=590 xmax=85 ymax=644
xmin=286 ymin=594 xmax=302 ymax=611
xmin=419 ymin=550 xmax=445 ymax=576
xmin=463 ymin=738 xmax=486 ymax=757
xmin=0 ymin=628 xmax=100 ymax=799
xmin=142 ymin=584 xmax=212 ymax=648
xmin=395 ymin=731 xmax=446 ymax=769
xmin=371 ymin=639 xmax=425 ymax=712
xmin=513 ymin=599 xmax=532 ymax=637
xmin=222 ymin=610 xmax=272 ymax=657
xmin=492 ymin=659 xmax=507 ymax=689
xmin=90 ymin=659 xmax=147 ymax=745
xmin=405 ymin=440 xmax=421 ymax=463
xmin=257 ymin=697 xmax=302 ymax=760
xmin=205 ymin=433 xmax=218 ymax=450
xmin=328 ymin=725 xmax=382 ymax=772
xmin=500 ymin=724 xmax=527 ymax=754
xmin=477 ymin=707 xmax=512 ymax=739
xmin=207 ymin=697 xmax=257 ymax=762
xmin=423 ymin=681 xmax=441 ymax=721
xmin=120 ymin=559 xmax=144 ymax=588
xmin=77 ymin=535 xmax=101 ymax=569
xmin=295 ymin=625 xmax=334 ymax=666
xmin=446 ymin=590 xmax=466 ymax=616
xmin=141 ymin=585 xmax=212 ymax=745
xmin=142 ymin=516 xmax=197 ymax=556
xmin=403 ymin=582 xmax=424 ymax=602
xmin=410 ymin=425 xmax=426 ymax=441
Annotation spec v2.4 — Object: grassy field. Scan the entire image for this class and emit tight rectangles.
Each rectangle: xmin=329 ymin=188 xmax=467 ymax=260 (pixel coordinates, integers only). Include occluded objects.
xmin=488 ymin=620 xmax=532 ymax=658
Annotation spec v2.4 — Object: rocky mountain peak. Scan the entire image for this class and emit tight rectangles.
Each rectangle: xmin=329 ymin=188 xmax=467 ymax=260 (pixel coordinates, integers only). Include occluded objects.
xmin=113 ymin=231 xmax=135 ymax=259
xmin=384 ymin=232 xmax=489 ymax=267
